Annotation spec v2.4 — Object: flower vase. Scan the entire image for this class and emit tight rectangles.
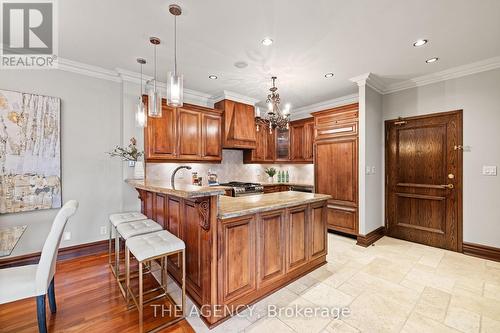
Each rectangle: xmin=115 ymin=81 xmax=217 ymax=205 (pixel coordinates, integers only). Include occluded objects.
xmin=268 ymin=176 xmax=274 ymax=183
xmin=134 ymin=161 xmax=144 ymax=179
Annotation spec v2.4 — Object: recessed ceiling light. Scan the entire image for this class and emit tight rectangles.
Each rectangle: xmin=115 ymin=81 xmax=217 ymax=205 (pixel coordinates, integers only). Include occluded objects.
xmin=324 ymin=73 xmax=334 ymax=78
xmin=426 ymin=57 xmax=439 ymax=63
xmin=234 ymin=61 xmax=248 ymax=68
xmin=208 ymin=75 xmax=218 ymax=80
xmin=413 ymin=39 xmax=428 ymax=47
xmin=261 ymin=38 xmax=273 ymax=46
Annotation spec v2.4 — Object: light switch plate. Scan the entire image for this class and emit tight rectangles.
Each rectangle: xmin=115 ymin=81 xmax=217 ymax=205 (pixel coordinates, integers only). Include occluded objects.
xmin=366 ymin=166 xmax=371 ymax=175
xmin=482 ymin=165 xmax=497 ymax=176
xmin=63 ymin=231 xmax=71 ymax=240
xmin=371 ymin=166 xmax=376 ymax=174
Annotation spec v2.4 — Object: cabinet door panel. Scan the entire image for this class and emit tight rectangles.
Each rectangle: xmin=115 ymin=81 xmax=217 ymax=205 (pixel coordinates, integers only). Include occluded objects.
xmin=183 ymin=200 xmax=204 ymax=303
xmin=287 ymin=206 xmax=308 ymax=271
xmin=154 ymin=194 xmax=166 ymax=228
xmin=145 ymin=102 xmax=177 ymax=160
xmin=290 ymin=123 xmax=305 ymax=161
xmin=144 ymin=191 xmax=154 ymax=219
xmin=304 ymin=121 xmax=314 ymax=161
xmin=219 ymin=216 xmax=256 ymax=303
xmin=257 ymin=210 xmax=286 ymax=286
xmin=310 ymin=203 xmax=327 ymax=259
xmin=202 ymin=113 xmax=222 ymax=160
xmin=167 ymin=197 xmax=182 ymax=274
xmin=315 ymin=138 xmax=358 ymax=205
xmin=327 ymin=206 xmax=357 ymax=234
xmin=178 ymin=108 xmax=202 ymax=159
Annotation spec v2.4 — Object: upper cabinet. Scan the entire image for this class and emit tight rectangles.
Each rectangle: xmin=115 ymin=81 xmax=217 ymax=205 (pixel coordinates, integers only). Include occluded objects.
xmin=215 ymin=99 xmax=257 ymax=149
xmin=144 ymin=96 xmax=222 ymax=162
xmin=244 ymin=118 xmax=314 ymax=164
xmin=289 ymin=118 xmax=314 ymax=163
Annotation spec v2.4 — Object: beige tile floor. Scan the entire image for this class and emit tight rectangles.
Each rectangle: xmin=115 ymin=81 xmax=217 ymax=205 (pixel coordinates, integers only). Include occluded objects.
xmin=171 ymin=233 xmax=500 ymax=333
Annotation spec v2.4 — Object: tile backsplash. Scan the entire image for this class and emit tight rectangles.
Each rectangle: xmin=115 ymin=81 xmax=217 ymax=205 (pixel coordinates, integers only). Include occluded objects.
xmin=146 ymin=150 xmax=314 ymax=185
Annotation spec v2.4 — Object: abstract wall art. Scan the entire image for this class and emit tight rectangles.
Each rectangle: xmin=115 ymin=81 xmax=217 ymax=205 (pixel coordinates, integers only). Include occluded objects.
xmin=0 ymin=89 xmax=61 ymax=214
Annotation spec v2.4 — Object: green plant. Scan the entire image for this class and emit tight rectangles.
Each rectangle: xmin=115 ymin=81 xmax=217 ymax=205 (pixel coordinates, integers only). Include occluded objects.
xmin=107 ymin=137 xmax=144 ymax=162
xmin=264 ymin=167 xmax=277 ymax=177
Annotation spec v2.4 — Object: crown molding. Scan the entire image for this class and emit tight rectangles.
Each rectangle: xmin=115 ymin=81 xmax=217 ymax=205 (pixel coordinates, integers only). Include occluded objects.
xmin=349 ymin=72 xmax=385 ymax=94
xmin=210 ymin=90 xmax=260 ymax=106
xmin=57 ymin=58 xmax=122 ymax=82
xmin=290 ymin=93 xmax=359 ymax=120
xmin=383 ymin=56 xmax=500 ymax=94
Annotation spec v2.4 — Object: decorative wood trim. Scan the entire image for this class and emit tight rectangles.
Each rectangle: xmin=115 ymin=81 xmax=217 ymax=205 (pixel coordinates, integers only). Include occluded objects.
xmin=0 ymin=240 xmax=108 ymax=269
xmin=463 ymin=242 xmax=500 ymax=262
xmin=196 ymin=199 xmax=211 ymax=230
xmin=356 ymin=226 xmax=386 ymax=247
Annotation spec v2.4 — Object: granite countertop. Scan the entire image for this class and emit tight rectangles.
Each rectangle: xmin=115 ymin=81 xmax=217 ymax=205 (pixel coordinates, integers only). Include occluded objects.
xmin=218 ymin=191 xmax=331 ymax=219
xmin=126 ymin=179 xmax=230 ymax=198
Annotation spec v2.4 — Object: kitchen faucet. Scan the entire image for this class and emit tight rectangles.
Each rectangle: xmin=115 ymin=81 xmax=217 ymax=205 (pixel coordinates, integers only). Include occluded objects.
xmin=171 ymin=165 xmax=192 ymax=188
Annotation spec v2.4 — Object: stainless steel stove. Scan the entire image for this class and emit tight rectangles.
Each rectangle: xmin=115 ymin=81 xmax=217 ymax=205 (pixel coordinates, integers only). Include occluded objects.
xmin=219 ymin=182 xmax=264 ymax=197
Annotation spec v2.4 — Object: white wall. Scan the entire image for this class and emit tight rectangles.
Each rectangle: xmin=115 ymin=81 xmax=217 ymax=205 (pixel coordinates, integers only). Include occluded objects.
xmin=0 ymin=70 xmax=124 ymax=256
xmin=383 ymin=68 xmax=500 ymax=248
xmin=364 ymin=86 xmax=384 ymax=234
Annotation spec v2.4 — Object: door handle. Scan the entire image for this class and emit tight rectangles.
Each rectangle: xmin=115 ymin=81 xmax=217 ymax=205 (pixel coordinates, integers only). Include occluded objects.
xmin=440 ymin=184 xmax=454 ymax=189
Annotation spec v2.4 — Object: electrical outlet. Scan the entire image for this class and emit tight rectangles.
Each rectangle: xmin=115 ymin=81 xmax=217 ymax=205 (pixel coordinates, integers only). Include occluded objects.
xmin=63 ymin=231 xmax=71 ymax=241
xmin=100 ymin=226 xmax=108 ymax=235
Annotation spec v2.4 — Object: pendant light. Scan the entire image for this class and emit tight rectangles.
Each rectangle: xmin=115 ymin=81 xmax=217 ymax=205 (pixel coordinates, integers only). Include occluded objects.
xmin=167 ymin=4 xmax=184 ymax=107
xmin=135 ymin=58 xmax=147 ymax=128
xmin=147 ymin=37 xmax=162 ymax=117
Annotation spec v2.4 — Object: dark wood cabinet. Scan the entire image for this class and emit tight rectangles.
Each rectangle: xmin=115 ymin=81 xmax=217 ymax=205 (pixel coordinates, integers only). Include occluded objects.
xmin=145 ymin=100 xmax=177 ymax=160
xmin=286 ymin=205 xmax=309 ymax=271
xmin=313 ymin=103 xmax=359 ymax=235
xmin=178 ymin=107 xmax=202 ymax=160
xmin=137 ymin=187 xmax=327 ymax=327
xmin=218 ymin=215 xmax=257 ymax=304
xmin=310 ymin=202 xmax=327 ymax=259
xmin=263 ymin=184 xmax=289 ymax=193
xmin=201 ymin=113 xmax=222 ymax=160
xmin=215 ymin=99 xmax=256 ymax=149
xmin=257 ymin=210 xmax=286 ymax=287
xmin=290 ymin=118 xmax=314 ymax=163
xmin=244 ymin=118 xmax=313 ymax=164
xmin=144 ymin=97 xmax=222 ymax=163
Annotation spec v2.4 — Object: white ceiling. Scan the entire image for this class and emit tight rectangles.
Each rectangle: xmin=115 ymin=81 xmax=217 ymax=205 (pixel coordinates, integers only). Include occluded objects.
xmin=60 ymin=0 xmax=500 ymax=109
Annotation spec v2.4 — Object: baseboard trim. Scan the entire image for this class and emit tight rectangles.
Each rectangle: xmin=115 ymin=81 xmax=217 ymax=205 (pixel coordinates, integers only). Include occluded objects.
xmin=0 ymin=240 xmax=108 ymax=268
xmin=356 ymin=226 xmax=386 ymax=247
xmin=463 ymin=242 xmax=500 ymax=262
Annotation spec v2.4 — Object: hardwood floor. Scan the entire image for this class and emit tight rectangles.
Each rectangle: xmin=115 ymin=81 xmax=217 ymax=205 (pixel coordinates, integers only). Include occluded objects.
xmin=0 ymin=253 xmax=194 ymax=333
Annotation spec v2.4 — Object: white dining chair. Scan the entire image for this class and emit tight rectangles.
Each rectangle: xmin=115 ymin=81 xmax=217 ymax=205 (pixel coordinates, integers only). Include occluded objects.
xmin=0 ymin=200 xmax=79 ymax=333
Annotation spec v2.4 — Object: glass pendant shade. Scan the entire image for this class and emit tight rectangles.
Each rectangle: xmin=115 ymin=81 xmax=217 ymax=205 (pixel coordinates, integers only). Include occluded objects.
xmin=167 ymin=72 xmax=183 ymax=107
xmin=147 ymin=80 xmax=162 ymax=118
xmin=135 ymin=97 xmax=147 ymax=127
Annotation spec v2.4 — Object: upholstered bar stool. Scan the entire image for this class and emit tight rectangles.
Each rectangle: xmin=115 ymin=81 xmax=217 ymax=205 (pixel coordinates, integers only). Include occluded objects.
xmin=125 ymin=230 xmax=186 ymax=332
xmin=108 ymin=212 xmax=147 ymax=277
xmin=114 ymin=219 xmax=163 ymax=297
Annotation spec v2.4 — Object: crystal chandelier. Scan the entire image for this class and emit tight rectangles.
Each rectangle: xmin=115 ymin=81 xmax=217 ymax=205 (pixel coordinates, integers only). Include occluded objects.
xmin=256 ymin=76 xmax=290 ymax=133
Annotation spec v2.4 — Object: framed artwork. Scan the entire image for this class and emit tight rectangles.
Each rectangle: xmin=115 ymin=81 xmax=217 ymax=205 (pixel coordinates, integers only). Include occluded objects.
xmin=0 ymin=89 xmax=61 ymax=214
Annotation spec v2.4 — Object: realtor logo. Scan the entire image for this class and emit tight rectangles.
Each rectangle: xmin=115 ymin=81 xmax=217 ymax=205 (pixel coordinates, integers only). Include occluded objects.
xmin=1 ymin=0 xmax=58 ymax=68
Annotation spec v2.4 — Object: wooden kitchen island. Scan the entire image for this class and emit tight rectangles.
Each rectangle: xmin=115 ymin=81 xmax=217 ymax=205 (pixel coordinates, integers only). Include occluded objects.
xmin=126 ymin=179 xmax=331 ymax=327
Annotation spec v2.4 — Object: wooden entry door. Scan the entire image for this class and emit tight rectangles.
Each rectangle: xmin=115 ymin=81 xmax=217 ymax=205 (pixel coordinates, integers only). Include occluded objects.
xmin=385 ymin=111 xmax=463 ymax=251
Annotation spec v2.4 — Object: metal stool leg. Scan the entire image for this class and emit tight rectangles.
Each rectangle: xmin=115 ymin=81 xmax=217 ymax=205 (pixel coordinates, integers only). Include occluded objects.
xmin=108 ymin=221 xmax=112 ymax=267
xmin=115 ymin=230 xmax=120 ymax=277
xmin=139 ymin=261 xmax=144 ymax=333
xmin=182 ymin=249 xmax=186 ymax=317
xmin=125 ymin=246 xmax=130 ymax=306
